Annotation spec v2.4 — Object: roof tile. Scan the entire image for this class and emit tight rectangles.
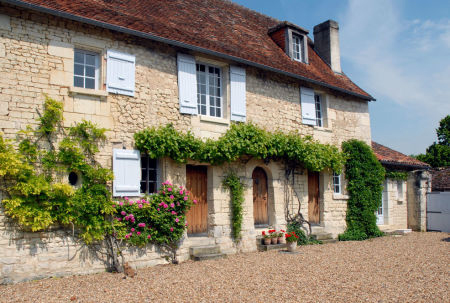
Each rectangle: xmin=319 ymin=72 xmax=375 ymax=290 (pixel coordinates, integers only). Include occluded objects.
xmin=372 ymin=141 xmax=430 ymax=169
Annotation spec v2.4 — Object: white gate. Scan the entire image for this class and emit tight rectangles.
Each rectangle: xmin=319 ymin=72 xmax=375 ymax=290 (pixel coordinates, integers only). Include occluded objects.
xmin=427 ymin=192 xmax=450 ymax=232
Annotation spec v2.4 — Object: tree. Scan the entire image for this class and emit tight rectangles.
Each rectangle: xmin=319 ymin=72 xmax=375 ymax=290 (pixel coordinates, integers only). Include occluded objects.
xmin=416 ymin=115 xmax=450 ymax=167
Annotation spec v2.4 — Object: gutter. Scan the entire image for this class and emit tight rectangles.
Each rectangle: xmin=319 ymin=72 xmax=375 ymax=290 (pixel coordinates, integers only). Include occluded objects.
xmin=2 ymin=0 xmax=375 ymax=101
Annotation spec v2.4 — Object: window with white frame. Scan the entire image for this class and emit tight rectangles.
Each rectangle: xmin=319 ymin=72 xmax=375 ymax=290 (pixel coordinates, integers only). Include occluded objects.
xmin=196 ymin=63 xmax=222 ymax=117
xmin=315 ymin=94 xmax=323 ymax=127
xmin=140 ymin=155 xmax=160 ymax=195
xmin=292 ymin=34 xmax=303 ymax=62
xmin=333 ymin=172 xmax=341 ymax=194
xmin=74 ymin=49 xmax=100 ymax=89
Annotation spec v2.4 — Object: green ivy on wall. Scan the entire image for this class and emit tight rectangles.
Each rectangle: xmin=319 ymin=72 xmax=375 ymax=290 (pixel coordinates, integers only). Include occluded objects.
xmin=385 ymin=171 xmax=408 ymax=181
xmin=222 ymin=172 xmax=244 ymax=240
xmin=339 ymin=140 xmax=385 ymax=241
xmin=134 ymin=123 xmax=345 ymax=172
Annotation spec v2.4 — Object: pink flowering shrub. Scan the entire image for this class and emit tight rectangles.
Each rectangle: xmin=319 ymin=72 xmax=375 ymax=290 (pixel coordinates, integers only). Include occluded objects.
xmin=113 ymin=181 xmax=192 ymax=246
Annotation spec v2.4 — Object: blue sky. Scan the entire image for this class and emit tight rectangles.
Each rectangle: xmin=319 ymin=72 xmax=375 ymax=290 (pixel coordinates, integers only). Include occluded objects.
xmin=233 ymin=0 xmax=450 ymax=155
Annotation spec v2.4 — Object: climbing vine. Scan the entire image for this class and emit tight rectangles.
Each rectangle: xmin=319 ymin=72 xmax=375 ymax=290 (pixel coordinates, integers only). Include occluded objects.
xmin=222 ymin=172 xmax=244 ymax=240
xmin=134 ymin=123 xmax=345 ymax=172
xmin=339 ymin=140 xmax=385 ymax=241
xmin=385 ymin=171 xmax=408 ymax=181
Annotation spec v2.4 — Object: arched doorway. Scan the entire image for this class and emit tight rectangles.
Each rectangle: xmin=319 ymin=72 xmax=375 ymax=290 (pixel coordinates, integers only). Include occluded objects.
xmin=253 ymin=167 xmax=268 ymax=226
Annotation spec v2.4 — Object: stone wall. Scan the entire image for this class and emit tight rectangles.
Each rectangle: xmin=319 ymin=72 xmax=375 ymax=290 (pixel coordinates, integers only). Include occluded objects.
xmin=378 ymin=178 xmax=408 ymax=231
xmin=0 ymin=5 xmax=371 ymax=283
xmin=407 ymin=171 xmax=432 ymax=231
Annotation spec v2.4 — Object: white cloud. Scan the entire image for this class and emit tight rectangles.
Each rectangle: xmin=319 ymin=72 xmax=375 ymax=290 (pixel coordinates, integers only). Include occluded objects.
xmin=339 ymin=0 xmax=450 ymax=119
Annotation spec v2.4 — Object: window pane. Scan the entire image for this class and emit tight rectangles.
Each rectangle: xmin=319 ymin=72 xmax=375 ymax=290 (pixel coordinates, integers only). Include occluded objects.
xmin=216 ymin=97 xmax=221 ymax=107
xmin=199 ymin=65 xmax=205 ymax=72
xmin=140 ymin=182 xmax=147 ymax=194
xmin=74 ymin=64 xmax=84 ymax=76
xmin=199 ymin=74 xmax=206 ymax=84
xmin=85 ymin=66 xmax=95 ymax=77
xmin=149 ymin=182 xmax=156 ymax=194
xmin=85 ymin=78 xmax=95 ymax=89
xmin=149 ymin=170 xmax=157 ymax=182
xmin=200 ymin=84 xmax=206 ymax=94
xmin=74 ymin=76 xmax=84 ymax=88
xmin=85 ymin=54 xmax=96 ymax=66
xmin=74 ymin=51 xmax=84 ymax=64
xmin=216 ymin=108 xmax=221 ymax=117
xmin=201 ymin=105 xmax=206 ymax=115
xmin=210 ymin=107 xmax=215 ymax=116
xmin=201 ymin=95 xmax=206 ymax=105
xmin=209 ymin=66 xmax=214 ymax=74
xmin=210 ymin=96 xmax=215 ymax=106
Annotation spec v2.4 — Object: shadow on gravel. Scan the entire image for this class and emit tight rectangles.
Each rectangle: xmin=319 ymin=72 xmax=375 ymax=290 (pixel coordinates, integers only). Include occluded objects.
xmin=441 ymin=237 xmax=450 ymax=242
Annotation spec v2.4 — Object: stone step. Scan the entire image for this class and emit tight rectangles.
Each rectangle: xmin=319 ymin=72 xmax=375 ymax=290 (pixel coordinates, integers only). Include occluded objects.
xmin=320 ymin=238 xmax=338 ymax=244
xmin=312 ymin=232 xmax=333 ymax=241
xmin=186 ymin=236 xmax=215 ymax=247
xmin=257 ymin=243 xmax=287 ymax=251
xmin=192 ymin=253 xmax=227 ymax=261
xmin=311 ymin=226 xmax=325 ymax=235
xmin=189 ymin=245 xmax=220 ymax=256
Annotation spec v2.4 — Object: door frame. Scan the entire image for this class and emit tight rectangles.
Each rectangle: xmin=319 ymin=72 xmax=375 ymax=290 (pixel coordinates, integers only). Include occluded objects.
xmin=308 ymin=171 xmax=321 ymax=224
xmin=186 ymin=165 xmax=208 ymax=235
xmin=253 ymin=166 xmax=269 ymax=227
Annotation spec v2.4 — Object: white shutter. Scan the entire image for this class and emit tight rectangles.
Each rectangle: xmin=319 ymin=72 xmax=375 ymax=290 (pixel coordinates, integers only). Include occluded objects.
xmin=177 ymin=53 xmax=198 ymax=115
xmin=107 ymin=50 xmax=135 ymax=97
xmin=300 ymin=87 xmax=316 ymax=126
xmin=230 ymin=66 xmax=246 ymax=122
xmin=113 ymin=149 xmax=141 ymax=197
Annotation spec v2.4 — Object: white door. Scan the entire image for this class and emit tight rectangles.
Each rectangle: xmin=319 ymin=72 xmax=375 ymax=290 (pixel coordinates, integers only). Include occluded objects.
xmin=376 ymin=189 xmax=385 ymax=225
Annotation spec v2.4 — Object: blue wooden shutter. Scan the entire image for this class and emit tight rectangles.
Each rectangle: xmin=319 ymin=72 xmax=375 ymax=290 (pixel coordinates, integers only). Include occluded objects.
xmin=107 ymin=50 xmax=135 ymax=97
xmin=300 ymin=87 xmax=316 ymax=126
xmin=177 ymin=53 xmax=198 ymax=115
xmin=113 ymin=149 xmax=141 ymax=197
xmin=230 ymin=66 xmax=246 ymax=122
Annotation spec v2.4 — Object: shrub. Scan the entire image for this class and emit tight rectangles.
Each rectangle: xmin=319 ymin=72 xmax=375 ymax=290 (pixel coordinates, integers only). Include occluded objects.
xmin=339 ymin=140 xmax=385 ymax=241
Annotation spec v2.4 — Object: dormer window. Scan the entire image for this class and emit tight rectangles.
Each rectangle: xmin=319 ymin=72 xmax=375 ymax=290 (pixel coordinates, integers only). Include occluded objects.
xmin=292 ymin=34 xmax=304 ymax=62
xmin=268 ymin=21 xmax=309 ymax=64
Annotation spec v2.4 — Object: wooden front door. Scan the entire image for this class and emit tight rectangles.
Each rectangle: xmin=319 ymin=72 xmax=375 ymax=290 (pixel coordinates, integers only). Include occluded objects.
xmin=308 ymin=172 xmax=320 ymax=224
xmin=186 ymin=165 xmax=208 ymax=234
xmin=253 ymin=167 xmax=268 ymax=225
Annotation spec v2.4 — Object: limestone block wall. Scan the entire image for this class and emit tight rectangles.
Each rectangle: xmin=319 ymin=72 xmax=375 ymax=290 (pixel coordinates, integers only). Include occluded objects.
xmin=407 ymin=171 xmax=432 ymax=231
xmin=378 ymin=179 xmax=408 ymax=230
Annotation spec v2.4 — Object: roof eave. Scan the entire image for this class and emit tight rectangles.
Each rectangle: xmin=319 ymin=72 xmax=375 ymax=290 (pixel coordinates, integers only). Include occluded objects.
xmin=3 ymin=0 xmax=375 ymax=101
xmin=380 ymin=160 xmax=430 ymax=170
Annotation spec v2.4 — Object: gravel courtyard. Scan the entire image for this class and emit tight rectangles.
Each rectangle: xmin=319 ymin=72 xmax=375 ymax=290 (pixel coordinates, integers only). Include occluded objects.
xmin=1 ymin=232 xmax=448 ymax=302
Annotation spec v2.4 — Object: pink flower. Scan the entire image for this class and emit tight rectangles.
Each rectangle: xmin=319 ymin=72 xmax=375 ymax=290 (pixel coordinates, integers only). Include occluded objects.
xmin=125 ymin=216 xmax=130 ymax=221
xmin=170 ymin=227 xmax=174 ymax=232
xmin=170 ymin=195 xmax=174 ymax=199
xmin=163 ymin=203 xmax=168 ymax=209
xmin=170 ymin=203 xmax=175 ymax=208
xmin=175 ymin=218 xmax=179 ymax=223
xmin=177 ymin=202 xmax=180 ymax=206
xmin=138 ymin=223 xmax=146 ymax=228
xmin=119 ymin=202 xmax=124 ymax=206
xmin=167 ymin=187 xmax=172 ymax=192
xmin=112 ymin=204 xmax=116 ymax=208
xmin=137 ymin=232 xmax=141 ymax=235
xmin=138 ymin=204 xmax=143 ymax=209
xmin=184 ymin=196 xmax=188 ymax=201
xmin=147 ymin=235 xmax=151 ymax=239
xmin=159 ymin=202 xmax=164 ymax=206
xmin=125 ymin=197 xmax=129 ymax=200
xmin=185 ymin=223 xmax=188 ymax=227
xmin=121 ymin=211 xmax=126 ymax=216
xmin=171 ymin=211 xmax=177 ymax=215
xmin=193 ymin=199 xmax=197 ymax=204
xmin=131 ymin=218 xmax=135 ymax=223
xmin=131 ymin=228 xmax=135 ymax=232
xmin=157 ymin=208 xmax=160 ymax=211
xmin=129 ymin=201 xmax=134 ymax=205
xmin=179 ymin=190 xmax=183 ymax=195
xmin=117 ymin=217 xmax=122 ymax=221
xmin=125 ymin=234 xmax=130 ymax=239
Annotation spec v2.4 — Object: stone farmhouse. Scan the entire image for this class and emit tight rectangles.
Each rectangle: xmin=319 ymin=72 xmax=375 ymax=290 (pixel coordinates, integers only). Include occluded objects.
xmin=0 ymin=0 xmax=426 ymax=283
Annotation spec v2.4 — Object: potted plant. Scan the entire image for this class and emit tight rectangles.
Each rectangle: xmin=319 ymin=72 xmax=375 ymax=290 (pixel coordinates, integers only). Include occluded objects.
xmin=269 ymin=229 xmax=278 ymax=244
xmin=285 ymin=231 xmax=299 ymax=252
xmin=277 ymin=229 xmax=286 ymax=244
xmin=261 ymin=231 xmax=271 ymax=245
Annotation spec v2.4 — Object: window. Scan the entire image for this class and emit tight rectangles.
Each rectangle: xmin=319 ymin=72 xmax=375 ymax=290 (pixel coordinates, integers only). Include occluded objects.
xmin=333 ymin=172 xmax=341 ymax=194
xmin=315 ymin=94 xmax=323 ymax=127
xmin=292 ymin=34 xmax=303 ymax=62
xmin=140 ymin=154 xmax=160 ymax=195
xmin=196 ymin=63 xmax=222 ymax=117
xmin=74 ymin=49 xmax=100 ymax=89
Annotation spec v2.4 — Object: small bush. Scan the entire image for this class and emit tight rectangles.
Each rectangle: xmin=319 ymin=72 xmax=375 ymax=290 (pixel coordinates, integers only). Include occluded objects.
xmin=287 ymin=221 xmax=321 ymax=245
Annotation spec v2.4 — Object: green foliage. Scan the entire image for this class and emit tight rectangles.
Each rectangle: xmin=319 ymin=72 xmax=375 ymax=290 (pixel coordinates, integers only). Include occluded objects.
xmin=286 ymin=221 xmax=321 ymax=245
xmin=415 ymin=115 xmax=450 ymax=167
xmin=0 ymin=97 xmax=113 ymax=243
xmin=385 ymin=171 xmax=408 ymax=181
xmin=222 ymin=172 xmax=244 ymax=240
xmin=339 ymin=140 xmax=385 ymax=241
xmin=135 ymin=123 xmax=345 ymax=172
xmin=113 ymin=182 xmax=192 ymax=246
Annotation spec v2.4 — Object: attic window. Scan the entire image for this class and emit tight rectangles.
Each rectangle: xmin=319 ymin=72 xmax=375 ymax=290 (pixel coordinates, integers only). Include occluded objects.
xmin=292 ymin=34 xmax=303 ymax=62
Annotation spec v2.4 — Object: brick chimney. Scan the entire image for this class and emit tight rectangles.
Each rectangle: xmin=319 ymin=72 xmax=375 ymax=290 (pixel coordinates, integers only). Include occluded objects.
xmin=313 ymin=20 xmax=341 ymax=73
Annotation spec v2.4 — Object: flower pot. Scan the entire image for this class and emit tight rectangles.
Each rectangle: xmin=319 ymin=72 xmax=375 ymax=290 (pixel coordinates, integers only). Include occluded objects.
xmin=263 ymin=238 xmax=271 ymax=245
xmin=278 ymin=236 xmax=286 ymax=244
xmin=271 ymin=237 xmax=278 ymax=245
xmin=287 ymin=241 xmax=297 ymax=252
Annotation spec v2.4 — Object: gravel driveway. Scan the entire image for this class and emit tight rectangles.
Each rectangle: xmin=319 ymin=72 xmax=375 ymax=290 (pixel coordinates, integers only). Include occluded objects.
xmin=1 ymin=232 xmax=448 ymax=302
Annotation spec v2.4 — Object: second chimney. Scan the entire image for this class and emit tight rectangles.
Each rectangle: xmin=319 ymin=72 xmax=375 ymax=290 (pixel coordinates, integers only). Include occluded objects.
xmin=313 ymin=20 xmax=341 ymax=74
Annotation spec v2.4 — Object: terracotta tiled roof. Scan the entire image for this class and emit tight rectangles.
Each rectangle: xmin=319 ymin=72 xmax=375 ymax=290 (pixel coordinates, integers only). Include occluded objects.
xmin=372 ymin=141 xmax=430 ymax=169
xmin=6 ymin=0 xmax=373 ymax=100
xmin=431 ymin=167 xmax=450 ymax=192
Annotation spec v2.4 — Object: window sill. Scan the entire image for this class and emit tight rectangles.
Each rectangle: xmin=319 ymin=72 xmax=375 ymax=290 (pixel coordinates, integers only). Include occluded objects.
xmin=199 ymin=115 xmax=230 ymax=126
xmin=333 ymin=193 xmax=349 ymax=200
xmin=313 ymin=125 xmax=332 ymax=132
xmin=69 ymin=86 xmax=108 ymax=98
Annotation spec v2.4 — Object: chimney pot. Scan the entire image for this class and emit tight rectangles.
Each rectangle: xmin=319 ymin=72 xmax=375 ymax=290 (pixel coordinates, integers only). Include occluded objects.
xmin=313 ymin=20 xmax=341 ymax=73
